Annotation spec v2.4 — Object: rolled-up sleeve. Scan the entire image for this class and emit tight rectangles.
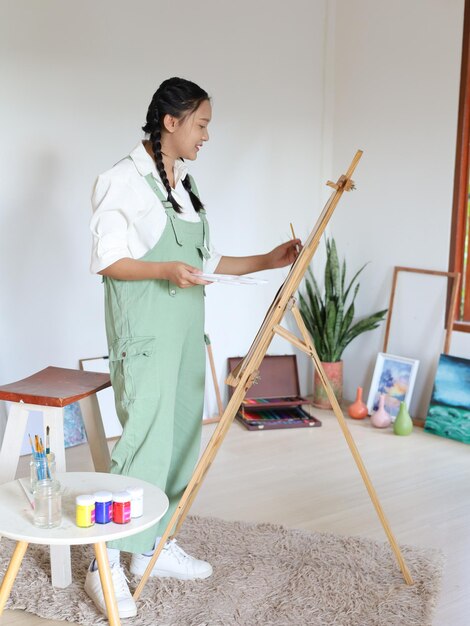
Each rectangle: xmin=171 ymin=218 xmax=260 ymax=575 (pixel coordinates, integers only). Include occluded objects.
xmin=203 ymin=242 xmax=222 ymax=274
xmin=90 ymin=174 xmax=137 ymax=273
xmin=193 ymin=177 xmax=222 ymax=273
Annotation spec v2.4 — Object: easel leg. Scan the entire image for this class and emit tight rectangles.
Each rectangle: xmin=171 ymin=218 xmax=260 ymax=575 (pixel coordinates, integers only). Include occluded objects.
xmin=0 ymin=541 xmax=28 ymax=615
xmin=290 ymin=304 xmax=414 ymax=585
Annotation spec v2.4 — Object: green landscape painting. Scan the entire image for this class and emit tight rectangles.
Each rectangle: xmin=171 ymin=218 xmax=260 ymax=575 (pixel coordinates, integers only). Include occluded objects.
xmin=424 ymin=354 xmax=470 ymax=444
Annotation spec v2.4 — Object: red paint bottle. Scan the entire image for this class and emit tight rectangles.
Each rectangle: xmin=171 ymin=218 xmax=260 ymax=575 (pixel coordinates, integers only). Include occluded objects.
xmin=112 ymin=491 xmax=131 ymax=524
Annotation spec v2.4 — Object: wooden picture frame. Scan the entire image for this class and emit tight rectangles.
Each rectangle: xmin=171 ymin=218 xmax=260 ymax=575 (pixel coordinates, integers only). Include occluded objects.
xmin=383 ymin=266 xmax=461 ymax=356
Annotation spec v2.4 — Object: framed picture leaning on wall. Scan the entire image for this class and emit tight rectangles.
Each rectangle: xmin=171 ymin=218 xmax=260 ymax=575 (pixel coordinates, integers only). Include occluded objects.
xmin=424 ymin=354 xmax=470 ymax=444
xmin=367 ymin=352 xmax=420 ymax=418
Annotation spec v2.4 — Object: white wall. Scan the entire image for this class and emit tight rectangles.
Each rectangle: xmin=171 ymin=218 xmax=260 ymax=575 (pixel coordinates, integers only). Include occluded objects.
xmin=331 ymin=0 xmax=467 ymax=418
xmin=0 ymin=0 xmax=328 ymax=420
xmin=1 ymin=0 xmax=467 ymax=426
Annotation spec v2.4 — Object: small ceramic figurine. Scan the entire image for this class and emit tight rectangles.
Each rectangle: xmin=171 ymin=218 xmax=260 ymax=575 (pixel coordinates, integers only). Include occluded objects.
xmin=348 ymin=386 xmax=368 ymax=419
xmin=393 ymin=401 xmax=413 ymax=435
xmin=370 ymin=393 xmax=392 ymax=428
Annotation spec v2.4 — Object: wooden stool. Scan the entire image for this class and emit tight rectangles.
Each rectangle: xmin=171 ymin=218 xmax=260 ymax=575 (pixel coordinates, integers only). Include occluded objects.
xmin=0 ymin=366 xmax=113 ymax=588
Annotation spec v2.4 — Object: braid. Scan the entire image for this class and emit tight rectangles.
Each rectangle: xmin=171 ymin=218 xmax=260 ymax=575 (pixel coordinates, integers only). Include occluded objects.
xmin=150 ymin=117 xmax=182 ymax=213
xmin=142 ymin=77 xmax=209 ymax=214
xmin=182 ymin=173 xmax=204 ymax=212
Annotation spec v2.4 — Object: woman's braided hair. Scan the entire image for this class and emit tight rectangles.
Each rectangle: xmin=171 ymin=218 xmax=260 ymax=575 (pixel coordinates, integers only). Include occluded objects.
xmin=142 ymin=77 xmax=209 ymax=213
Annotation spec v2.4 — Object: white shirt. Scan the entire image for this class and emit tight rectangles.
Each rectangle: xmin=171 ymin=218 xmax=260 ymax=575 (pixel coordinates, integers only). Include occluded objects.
xmin=90 ymin=141 xmax=221 ymax=274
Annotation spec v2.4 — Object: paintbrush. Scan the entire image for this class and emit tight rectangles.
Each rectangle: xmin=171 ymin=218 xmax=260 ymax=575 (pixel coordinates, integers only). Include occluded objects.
xmin=28 ymin=433 xmax=36 ymax=458
xmin=290 ymin=223 xmax=301 ymax=254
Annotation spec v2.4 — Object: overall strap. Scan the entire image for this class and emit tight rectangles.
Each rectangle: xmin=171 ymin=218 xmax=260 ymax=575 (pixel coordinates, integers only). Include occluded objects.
xmin=144 ymin=173 xmax=184 ymax=246
xmin=188 ymin=174 xmax=211 ymax=259
xmin=143 ymin=171 xmax=170 ymax=205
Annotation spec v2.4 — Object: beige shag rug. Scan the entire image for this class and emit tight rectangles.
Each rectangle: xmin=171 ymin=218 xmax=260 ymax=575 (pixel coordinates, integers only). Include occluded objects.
xmin=1 ymin=515 xmax=443 ymax=626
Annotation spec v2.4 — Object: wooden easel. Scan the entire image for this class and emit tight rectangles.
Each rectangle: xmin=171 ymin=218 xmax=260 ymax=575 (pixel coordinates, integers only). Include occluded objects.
xmin=133 ymin=150 xmax=414 ymax=600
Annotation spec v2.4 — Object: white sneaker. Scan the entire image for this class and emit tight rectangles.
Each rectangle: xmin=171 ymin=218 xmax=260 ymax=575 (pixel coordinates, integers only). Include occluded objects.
xmin=130 ymin=539 xmax=213 ymax=580
xmin=84 ymin=561 xmax=137 ymax=618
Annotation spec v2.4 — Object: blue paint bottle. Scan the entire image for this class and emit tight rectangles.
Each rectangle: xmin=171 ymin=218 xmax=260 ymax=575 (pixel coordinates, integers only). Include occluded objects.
xmin=94 ymin=490 xmax=113 ymax=524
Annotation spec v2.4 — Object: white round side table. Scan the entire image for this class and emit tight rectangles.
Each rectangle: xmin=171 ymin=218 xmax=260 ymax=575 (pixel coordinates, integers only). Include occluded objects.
xmin=0 ymin=472 xmax=169 ymax=626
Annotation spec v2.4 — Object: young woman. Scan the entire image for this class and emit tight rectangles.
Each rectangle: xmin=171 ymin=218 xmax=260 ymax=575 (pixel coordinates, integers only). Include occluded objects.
xmin=87 ymin=77 xmax=300 ymax=618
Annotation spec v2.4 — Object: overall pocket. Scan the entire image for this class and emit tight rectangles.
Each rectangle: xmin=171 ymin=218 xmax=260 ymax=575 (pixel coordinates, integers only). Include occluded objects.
xmin=109 ymin=336 xmax=157 ymax=406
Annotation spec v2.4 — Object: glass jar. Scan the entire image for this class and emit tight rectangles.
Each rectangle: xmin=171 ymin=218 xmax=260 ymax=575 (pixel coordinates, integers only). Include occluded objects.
xmin=30 ymin=452 xmax=56 ymax=493
xmin=33 ymin=479 xmax=62 ymax=528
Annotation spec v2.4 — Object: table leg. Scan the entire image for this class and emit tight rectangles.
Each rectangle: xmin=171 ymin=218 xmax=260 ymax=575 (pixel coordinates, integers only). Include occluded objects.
xmin=0 ymin=541 xmax=28 ymax=615
xmin=50 ymin=545 xmax=72 ymax=588
xmin=93 ymin=542 xmax=121 ymax=626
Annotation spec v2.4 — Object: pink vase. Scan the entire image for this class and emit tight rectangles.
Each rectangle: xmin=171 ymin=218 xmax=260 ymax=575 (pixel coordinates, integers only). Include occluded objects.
xmin=371 ymin=393 xmax=392 ymax=428
xmin=348 ymin=387 xmax=368 ymax=419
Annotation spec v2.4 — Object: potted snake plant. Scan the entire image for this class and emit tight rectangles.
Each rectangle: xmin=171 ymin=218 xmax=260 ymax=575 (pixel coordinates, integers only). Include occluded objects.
xmin=298 ymin=237 xmax=387 ymax=409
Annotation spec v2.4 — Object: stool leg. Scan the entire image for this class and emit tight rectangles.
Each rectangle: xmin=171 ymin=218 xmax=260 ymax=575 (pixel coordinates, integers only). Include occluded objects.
xmin=79 ymin=395 xmax=111 ymax=472
xmin=0 ymin=401 xmax=8 ymax=443
xmin=0 ymin=404 xmax=29 ymax=483
xmin=0 ymin=541 xmax=28 ymax=615
xmin=94 ymin=541 xmax=121 ymax=626
xmin=41 ymin=406 xmax=72 ymax=587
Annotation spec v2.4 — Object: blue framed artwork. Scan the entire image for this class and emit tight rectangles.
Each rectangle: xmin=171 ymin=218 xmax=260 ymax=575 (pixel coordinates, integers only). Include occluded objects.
xmin=366 ymin=353 xmax=420 ymax=418
xmin=424 ymin=354 xmax=470 ymax=444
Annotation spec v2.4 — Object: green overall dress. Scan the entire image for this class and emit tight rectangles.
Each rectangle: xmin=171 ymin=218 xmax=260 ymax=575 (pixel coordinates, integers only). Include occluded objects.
xmin=104 ymin=166 xmax=210 ymax=553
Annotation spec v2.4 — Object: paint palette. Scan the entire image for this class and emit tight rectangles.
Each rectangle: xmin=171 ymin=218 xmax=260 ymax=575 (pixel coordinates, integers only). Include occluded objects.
xmin=227 ymin=355 xmax=322 ymax=431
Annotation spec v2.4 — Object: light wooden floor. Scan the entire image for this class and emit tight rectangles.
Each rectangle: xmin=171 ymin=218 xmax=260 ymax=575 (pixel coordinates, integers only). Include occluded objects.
xmin=2 ymin=408 xmax=469 ymax=625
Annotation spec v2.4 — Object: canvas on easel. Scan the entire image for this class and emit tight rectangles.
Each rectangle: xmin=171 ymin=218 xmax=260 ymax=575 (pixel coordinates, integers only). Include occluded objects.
xmin=133 ymin=151 xmax=415 ymax=601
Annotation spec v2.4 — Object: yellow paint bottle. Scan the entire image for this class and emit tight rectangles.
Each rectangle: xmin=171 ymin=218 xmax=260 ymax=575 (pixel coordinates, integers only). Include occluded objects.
xmin=76 ymin=494 xmax=95 ymax=527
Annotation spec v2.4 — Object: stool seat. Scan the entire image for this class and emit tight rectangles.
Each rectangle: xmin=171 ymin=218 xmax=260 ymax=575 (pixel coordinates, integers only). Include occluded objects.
xmin=0 ymin=366 xmax=111 ymax=407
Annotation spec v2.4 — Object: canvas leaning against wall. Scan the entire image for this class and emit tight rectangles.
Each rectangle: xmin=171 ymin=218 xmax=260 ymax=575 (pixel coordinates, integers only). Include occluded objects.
xmin=424 ymin=354 xmax=470 ymax=445
xmin=366 ymin=353 xmax=419 ymax=418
